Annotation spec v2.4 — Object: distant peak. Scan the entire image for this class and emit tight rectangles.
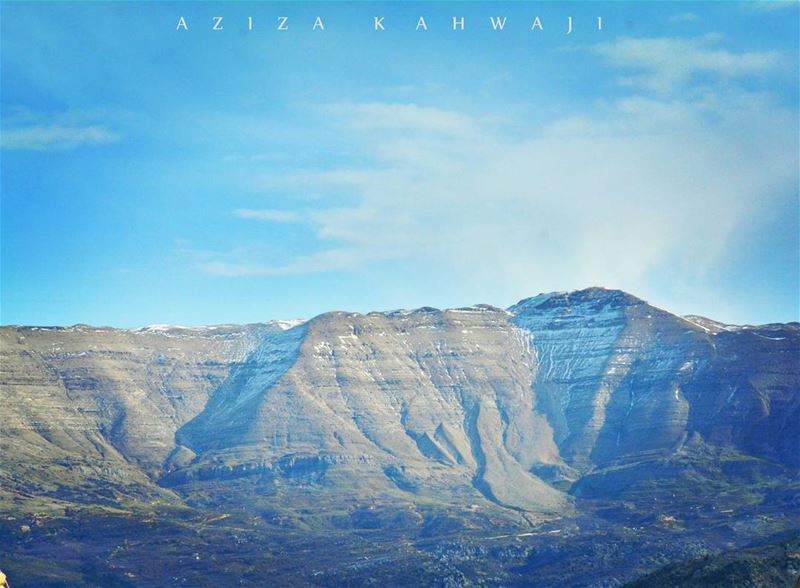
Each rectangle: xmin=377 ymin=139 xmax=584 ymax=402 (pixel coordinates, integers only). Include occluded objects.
xmin=137 ymin=324 xmax=203 ymax=332
xmin=508 ymin=288 xmax=645 ymax=315
xmin=273 ymin=319 xmax=307 ymax=331
xmin=681 ymin=315 xmax=735 ymax=334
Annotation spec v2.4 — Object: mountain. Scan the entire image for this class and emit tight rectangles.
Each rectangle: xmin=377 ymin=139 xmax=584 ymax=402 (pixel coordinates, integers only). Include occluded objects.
xmin=1 ymin=288 xmax=798 ymax=587
xmin=0 ymin=323 xmax=271 ymax=505
xmin=624 ymin=534 xmax=800 ymax=587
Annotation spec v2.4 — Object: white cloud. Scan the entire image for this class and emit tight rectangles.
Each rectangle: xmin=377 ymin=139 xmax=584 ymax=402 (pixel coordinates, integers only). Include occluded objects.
xmin=669 ymin=12 xmax=700 ymax=23
xmin=197 ymin=246 xmax=397 ymax=277
xmin=740 ymin=1 xmax=797 ymax=11
xmin=222 ymin=153 xmax=282 ymax=163
xmin=325 ymin=102 xmax=478 ymax=136
xmin=1 ymin=109 xmax=123 ymax=151
xmin=1 ymin=124 xmax=120 ymax=151
xmin=234 ymin=209 xmax=303 ymax=223
xmin=199 ymin=35 xmax=797 ymax=318
xmin=593 ymin=34 xmax=780 ymax=92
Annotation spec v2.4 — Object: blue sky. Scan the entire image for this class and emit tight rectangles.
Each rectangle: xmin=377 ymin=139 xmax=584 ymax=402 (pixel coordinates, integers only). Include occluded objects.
xmin=1 ymin=1 xmax=798 ymax=326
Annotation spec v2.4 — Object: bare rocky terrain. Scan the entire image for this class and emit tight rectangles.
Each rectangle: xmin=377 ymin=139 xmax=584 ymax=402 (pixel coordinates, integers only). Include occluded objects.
xmin=1 ymin=288 xmax=798 ymax=586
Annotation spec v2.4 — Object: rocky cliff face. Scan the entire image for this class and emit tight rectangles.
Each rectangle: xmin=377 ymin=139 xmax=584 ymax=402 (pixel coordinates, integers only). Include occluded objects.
xmin=1 ymin=289 xmax=797 ymax=515
xmin=511 ymin=289 xmax=800 ymax=468
xmin=510 ymin=289 xmax=799 ymax=500
xmin=177 ymin=305 xmax=566 ymax=512
xmin=0 ymin=324 xmax=270 ymax=503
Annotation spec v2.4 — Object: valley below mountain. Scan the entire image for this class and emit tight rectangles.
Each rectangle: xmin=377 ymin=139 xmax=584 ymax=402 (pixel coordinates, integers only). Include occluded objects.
xmin=1 ymin=288 xmax=798 ymax=587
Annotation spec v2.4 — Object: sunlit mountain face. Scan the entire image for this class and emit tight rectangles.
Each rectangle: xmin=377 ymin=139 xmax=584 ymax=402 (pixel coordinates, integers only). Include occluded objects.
xmin=2 ymin=288 xmax=798 ymax=587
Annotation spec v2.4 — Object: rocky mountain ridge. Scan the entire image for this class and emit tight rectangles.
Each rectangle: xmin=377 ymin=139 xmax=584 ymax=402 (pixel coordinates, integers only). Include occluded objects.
xmin=2 ymin=288 xmax=797 ymax=515
xmin=2 ymin=287 xmax=798 ymax=587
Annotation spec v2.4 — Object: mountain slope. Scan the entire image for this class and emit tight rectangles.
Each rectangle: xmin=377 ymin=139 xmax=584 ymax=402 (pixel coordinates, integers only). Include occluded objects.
xmin=177 ymin=306 xmax=568 ymax=512
xmin=1 ymin=288 xmax=798 ymax=587
xmin=0 ymin=323 xmax=270 ymax=504
xmin=2 ymin=288 xmax=797 ymax=514
xmin=625 ymin=535 xmax=800 ymax=587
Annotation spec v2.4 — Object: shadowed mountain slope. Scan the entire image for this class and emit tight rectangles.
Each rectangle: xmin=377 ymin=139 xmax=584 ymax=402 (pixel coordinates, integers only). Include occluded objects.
xmin=1 ymin=288 xmax=798 ymax=587
xmin=1 ymin=288 xmax=797 ymax=514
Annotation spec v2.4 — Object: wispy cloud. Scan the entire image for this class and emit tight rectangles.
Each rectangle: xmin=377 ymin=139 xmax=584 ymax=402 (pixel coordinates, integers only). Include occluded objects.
xmin=234 ymin=209 xmax=303 ymax=223
xmin=594 ymin=34 xmax=780 ymax=92
xmin=325 ymin=102 xmax=478 ymax=136
xmin=197 ymin=246 xmax=397 ymax=277
xmin=669 ymin=12 xmax=700 ymax=24
xmin=194 ymin=34 xmax=797 ymax=317
xmin=740 ymin=1 xmax=797 ymax=12
xmin=222 ymin=153 xmax=282 ymax=163
xmin=1 ymin=110 xmax=122 ymax=151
